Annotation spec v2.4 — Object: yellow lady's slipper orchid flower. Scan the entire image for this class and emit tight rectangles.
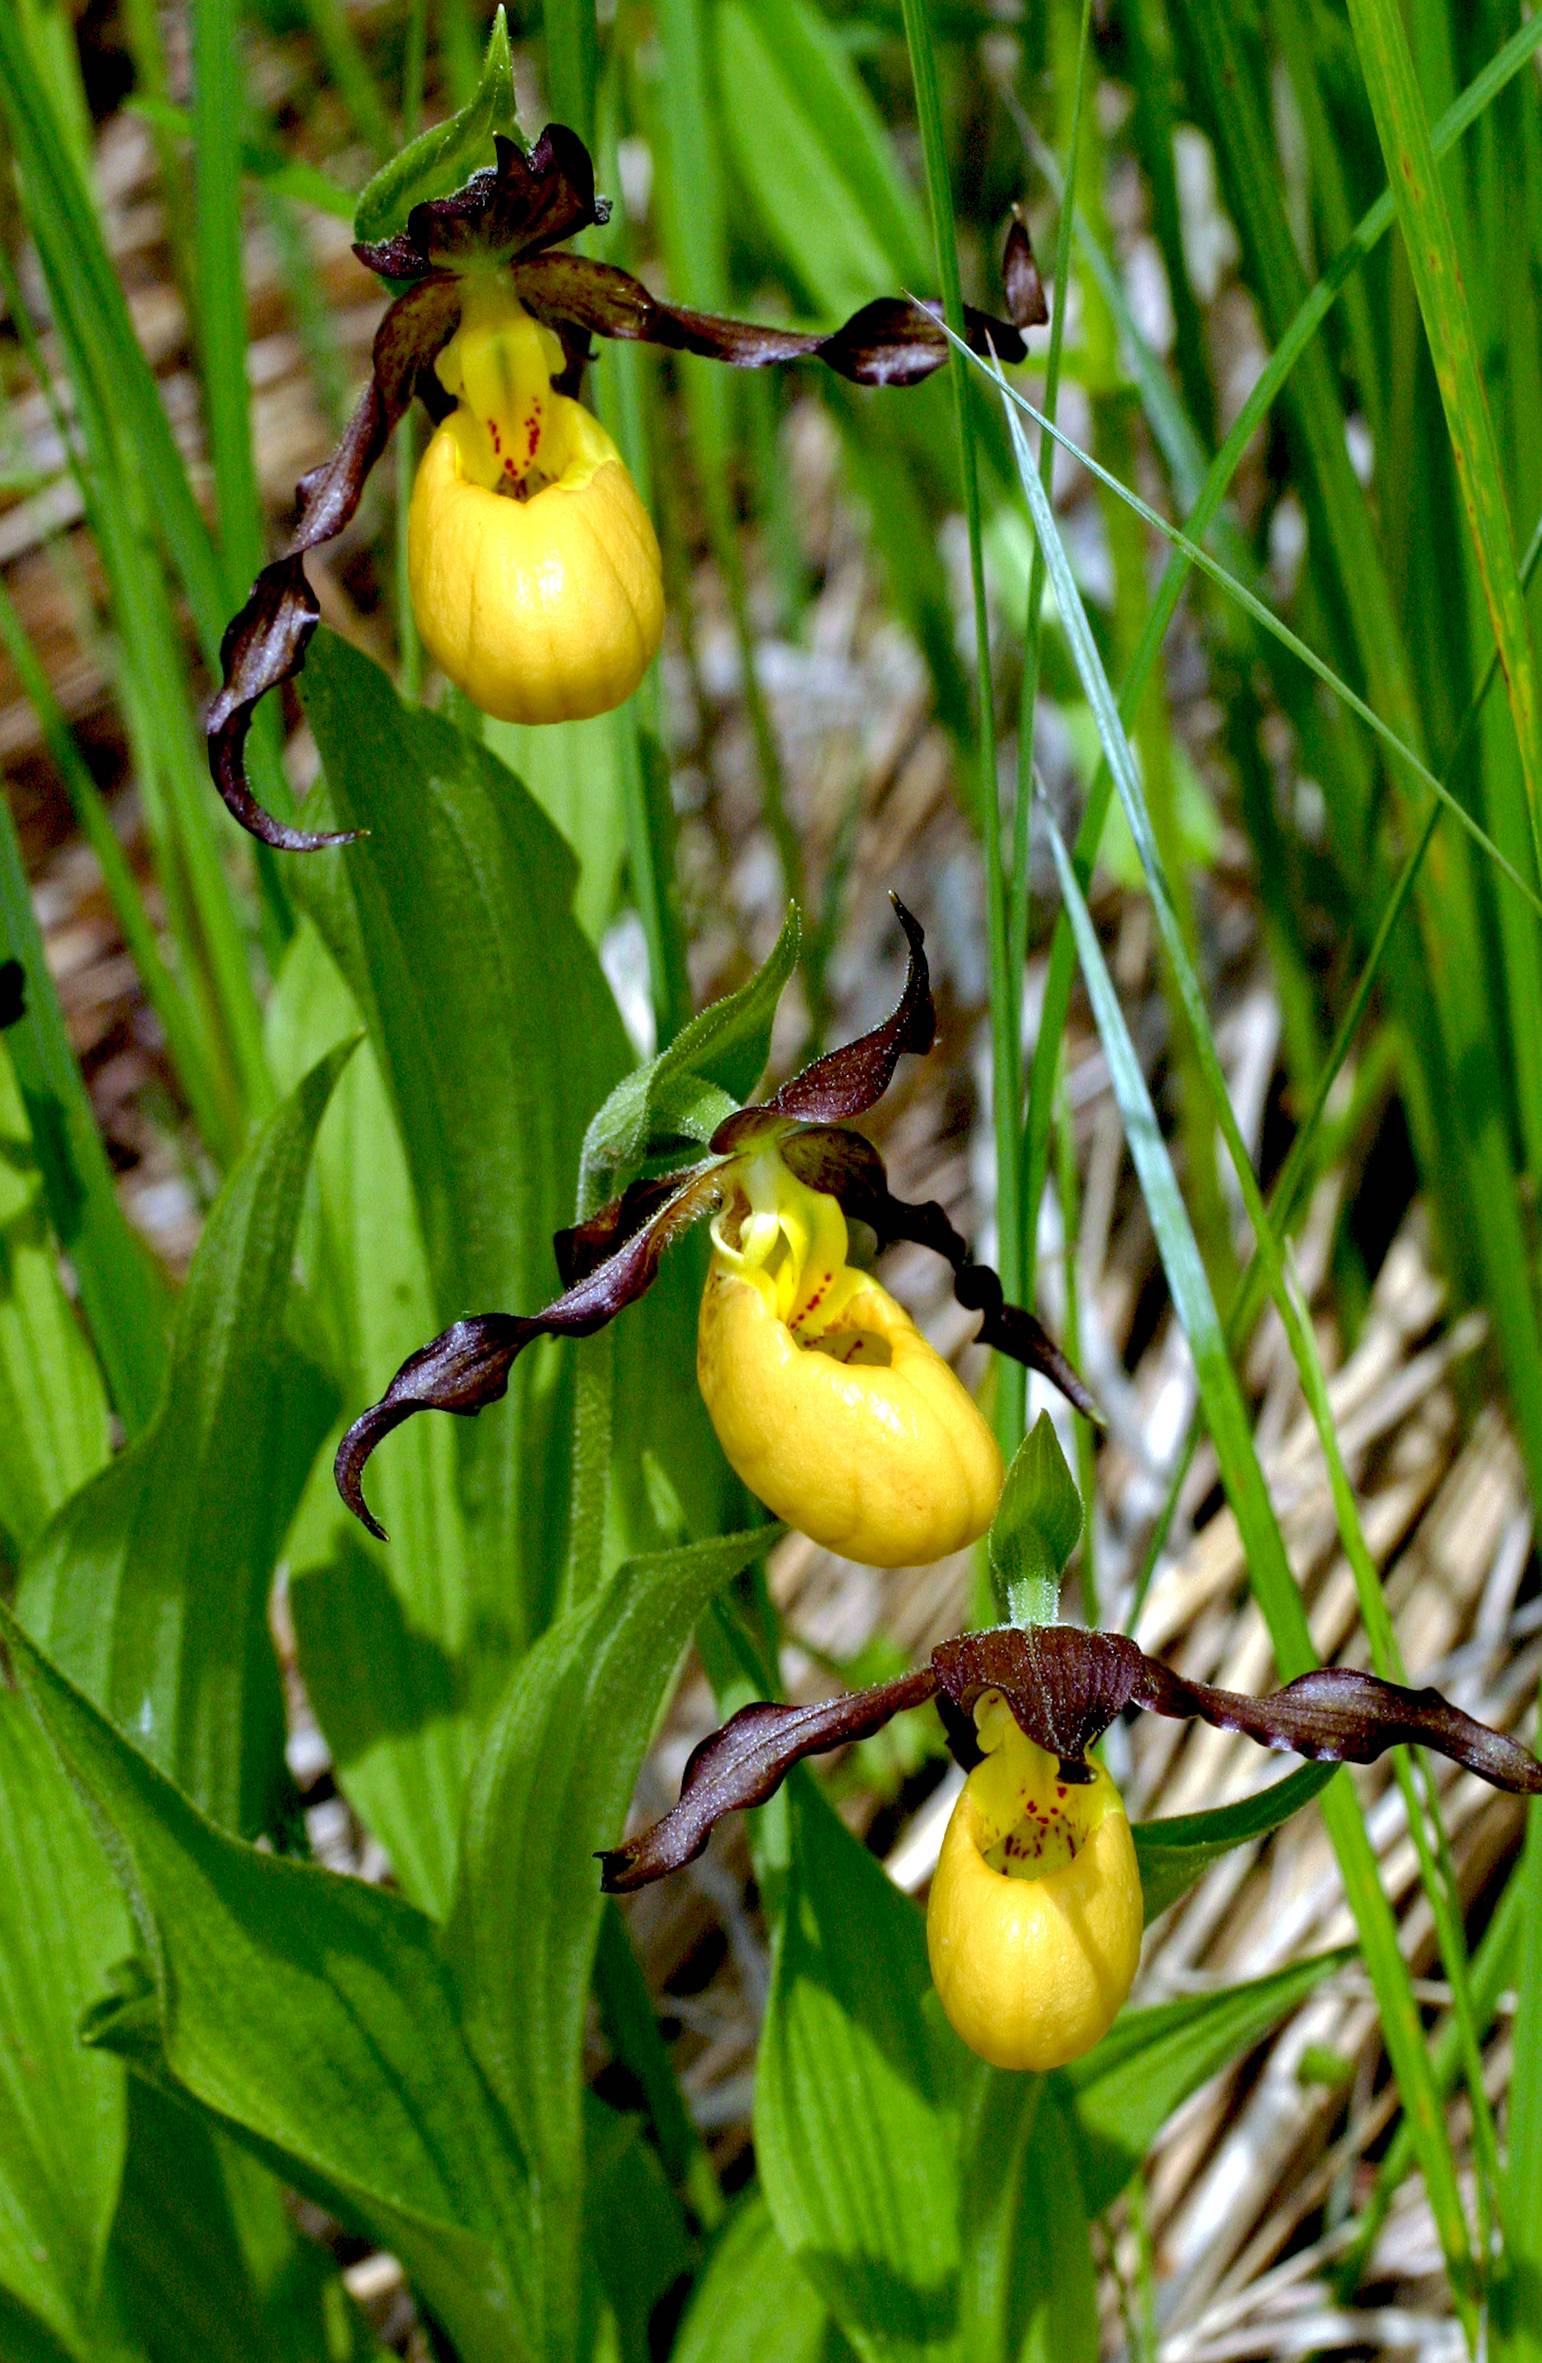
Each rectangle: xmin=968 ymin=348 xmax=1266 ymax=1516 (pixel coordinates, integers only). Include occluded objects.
xmin=408 ymin=279 xmax=664 ymax=724
xmin=927 ymin=1689 xmax=1142 ymax=2069
xmin=697 ymin=1155 xmax=1003 ymax=1566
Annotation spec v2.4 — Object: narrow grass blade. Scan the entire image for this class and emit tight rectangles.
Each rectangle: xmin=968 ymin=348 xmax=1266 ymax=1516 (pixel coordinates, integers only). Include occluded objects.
xmin=1015 ymin=8 xmax=1542 ymax=1318
xmin=982 ymin=363 xmax=1542 ymax=916
xmin=192 ymin=0 xmax=263 ymax=601
xmin=1343 ymin=0 xmax=1542 ymax=883
xmin=1043 ymin=805 xmax=1478 ymax=2328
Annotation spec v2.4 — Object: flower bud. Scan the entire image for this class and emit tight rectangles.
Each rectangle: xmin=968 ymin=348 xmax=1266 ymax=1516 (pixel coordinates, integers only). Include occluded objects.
xmin=927 ymin=1691 xmax=1142 ymax=2069
xmin=408 ymin=280 xmax=664 ymax=723
xmin=696 ymin=1157 xmax=1003 ymax=1566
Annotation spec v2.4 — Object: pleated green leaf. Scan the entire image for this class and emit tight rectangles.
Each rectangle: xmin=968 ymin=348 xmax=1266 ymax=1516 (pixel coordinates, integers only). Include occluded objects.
xmin=958 ymin=2075 xmax=1097 ymax=2363
xmin=444 ymin=1526 xmax=773 ymax=2363
xmin=3 ymin=1608 xmax=536 ymax=2363
xmin=0 ymin=791 xmax=168 ymax=1437
xmin=0 ymin=1694 xmax=134 ymax=2361
xmin=578 ymin=902 xmax=800 ymax=1211
xmin=672 ymin=2193 xmax=847 ymax=2363
xmin=17 ymin=1042 xmax=348 ymax=1837
xmin=756 ymin=1784 xmax=961 ymax=2363
xmin=0 ymin=1035 xmax=109 ymax=1561
xmin=268 ymin=923 xmax=479 ymax=1919
xmin=109 ymin=2080 xmax=383 ymax=2363
xmin=296 ymin=629 xmax=629 ymax=1651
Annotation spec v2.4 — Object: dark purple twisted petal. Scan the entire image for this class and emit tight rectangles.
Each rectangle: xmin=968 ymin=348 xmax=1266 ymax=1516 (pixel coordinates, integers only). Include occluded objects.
xmin=1135 ymin=1658 xmax=1542 ymax=1794
xmin=711 ymin=896 xmax=932 ymax=1155
xmin=1003 ymin=208 xmax=1049 ymax=330
xmin=336 ymin=1166 xmax=720 ymax=1536
xmin=353 ymin=125 xmax=609 ymax=280
xmin=206 ymin=274 xmax=463 ymax=850
xmin=598 ymin=1666 xmax=939 ymax=1892
xmin=780 ymin=1122 xmax=1100 ymax=1423
xmin=554 ymin=1163 xmax=712 ymax=1289
xmin=513 ymin=253 xmax=1027 ymax=387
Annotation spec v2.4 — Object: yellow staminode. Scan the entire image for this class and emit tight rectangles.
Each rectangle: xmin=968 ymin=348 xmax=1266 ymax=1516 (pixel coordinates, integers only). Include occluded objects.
xmin=696 ymin=1155 xmax=1003 ymax=1567
xmin=408 ymin=279 xmax=664 ymax=724
xmin=927 ymin=1691 xmax=1142 ymax=2070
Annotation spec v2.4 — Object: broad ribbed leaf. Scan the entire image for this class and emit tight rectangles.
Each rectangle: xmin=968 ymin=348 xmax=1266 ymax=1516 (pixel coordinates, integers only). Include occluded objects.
xmin=444 ymin=1527 xmax=772 ymax=2363
xmin=673 ymin=2193 xmax=847 ymax=2363
xmin=0 ymin=794 xmax=168 ymax=1435
xmin=0 ymin=1695 xmax=134 ymax=2360
xmin=295 ymin=630 xmax=629 ymax=1651
xmin=485 ymin=712 xmax=628 ymax=949
xmin=756 ymin=1785 xmax=961 ymax=2363
xmin=585 ymin=2098 xmax=692 ymax=2363
xmin=958 ymin=2076 xmax=1097 ymax=2363
xmin=17 ymin=1045 xmax=348 ymax=1836
xmin=0 ymin=1038 xmax=108 ymax=1560
xmin=269 ymin=924 xmax=479 ymax=1918
xmin=3 ymin=1610 xmax=535 ymax=2363
xmin=109 ymin=2080 xmax=383 ymax=2363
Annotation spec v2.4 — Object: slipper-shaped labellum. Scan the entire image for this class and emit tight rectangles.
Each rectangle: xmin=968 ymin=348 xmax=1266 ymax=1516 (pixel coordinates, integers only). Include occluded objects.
xmin=697 ymin=1155 xmax=1003 ymax=1565
xmin=926 ymin=1690 xmax=1142 ymax=2069
xmin=409 ymin=277 xmax=664 ymax=722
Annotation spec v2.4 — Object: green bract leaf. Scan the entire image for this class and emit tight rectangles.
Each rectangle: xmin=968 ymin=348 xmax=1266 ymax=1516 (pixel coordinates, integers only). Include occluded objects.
xmin=17 ymin=1043 xmax=350 ymax=1837
xmin=1061 ymin=1946 xmax=1351 ymax=2212
xmin=2 ymin=1609 xmax=536 ymax=2363
xmin=0 ymin=1694 xmax=133 ymax=2359
xmin=988 ymin=1411 xmax=1083 ymax=1628
xmin=1134 ymin=1760 xmax=1338 ymax=1925
xmin=444 ymin=1527 xmax=773 ymax=2363
xmin=577 ymin=906 xmax=801 ymax=1215
xmin=353 ymin=8 xmax=520 ymax=249
xmin=756 ymin=1785 xmax=961 ymax=2363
